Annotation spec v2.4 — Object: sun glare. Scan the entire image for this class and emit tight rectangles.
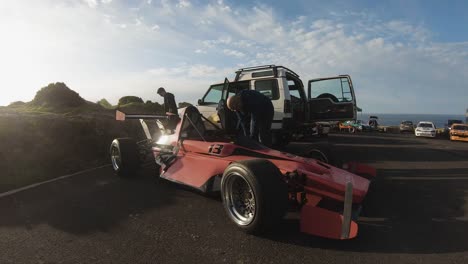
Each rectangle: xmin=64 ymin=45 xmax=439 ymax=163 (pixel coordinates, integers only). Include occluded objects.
xmin=0 ymin=21 xmax=56 ymax=105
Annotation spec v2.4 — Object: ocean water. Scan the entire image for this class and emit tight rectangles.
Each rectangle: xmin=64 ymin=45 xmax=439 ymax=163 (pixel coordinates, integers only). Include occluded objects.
xmin=358 ymin=113 xmax=467 ymax=128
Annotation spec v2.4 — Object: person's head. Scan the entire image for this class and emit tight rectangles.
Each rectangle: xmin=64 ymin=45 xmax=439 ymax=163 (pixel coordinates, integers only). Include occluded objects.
xmin=157 ymin=87 xmax=166 ymax=97
xmin=227 ymin=95 xmax=243 ymax=111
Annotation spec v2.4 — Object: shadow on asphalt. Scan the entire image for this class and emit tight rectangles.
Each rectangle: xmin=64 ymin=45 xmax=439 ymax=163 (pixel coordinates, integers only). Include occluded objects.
xmin=2 ymin=134 xmax=468 ymax=255
xmin=0 ymin=164 xmax=177 ymax=235
xmin=268 ymin=134 xmax=468 ymax=254
xmin=330 ymin=133 xmax=426 ymax=145
xmin=260 ymin=167 xmax=468 ymax=254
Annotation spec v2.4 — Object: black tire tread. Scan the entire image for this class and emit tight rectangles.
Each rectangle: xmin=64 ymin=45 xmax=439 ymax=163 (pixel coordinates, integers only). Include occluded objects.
xmin=110 ymin=138 xmax=140 ymax=177
xmin=222 ymin=159 xmax=288 ymax=234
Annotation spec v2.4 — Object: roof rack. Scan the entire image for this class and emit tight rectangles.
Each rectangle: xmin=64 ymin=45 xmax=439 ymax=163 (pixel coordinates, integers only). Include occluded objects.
xmin=236 ymin=65 xmax=277 ymax=72
xmin=234 ymin=65 xmax=300 ymax=81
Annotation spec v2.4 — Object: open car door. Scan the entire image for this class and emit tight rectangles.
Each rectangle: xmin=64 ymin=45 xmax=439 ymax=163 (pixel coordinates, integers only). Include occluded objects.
xmin=307 ymin=75 xmax=357 ymax=121
xmin=217 ymin=78 xmax=250 ymax=135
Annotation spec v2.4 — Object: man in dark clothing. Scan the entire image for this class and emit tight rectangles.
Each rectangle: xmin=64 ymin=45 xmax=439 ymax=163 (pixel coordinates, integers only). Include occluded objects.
xmin=157 ymin=87 xmax=178 ymax=115
xmin=227 ymin=90 xmax=274 ymax=147
xmin=157 ymin=87 xmax=179 ymax=130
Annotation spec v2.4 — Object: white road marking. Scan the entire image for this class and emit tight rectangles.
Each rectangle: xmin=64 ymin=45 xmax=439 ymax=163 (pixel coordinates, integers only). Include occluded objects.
xmin=368 ymin=161 xmax=468 ymax=170
xmin=386 ymin=176 xmax=468 ymax=181
xmin=0 ymin=164 xmax=111 ymax=199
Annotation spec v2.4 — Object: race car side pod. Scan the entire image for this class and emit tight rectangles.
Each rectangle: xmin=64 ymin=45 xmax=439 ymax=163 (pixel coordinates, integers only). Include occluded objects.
xmin=115 ymin=110 xmax=169 ymax=140
xmin=300 ymin=181 xmax=357 ymax=240
xmin=342 ymin=161 xmax=377 ymax=180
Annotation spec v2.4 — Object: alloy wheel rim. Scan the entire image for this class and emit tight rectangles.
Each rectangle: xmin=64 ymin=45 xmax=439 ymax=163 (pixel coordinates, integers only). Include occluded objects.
xmin=224 ymin=173 xmax=256 ymax=226
xmin=111 ymin=146 xmax=121 ymax=171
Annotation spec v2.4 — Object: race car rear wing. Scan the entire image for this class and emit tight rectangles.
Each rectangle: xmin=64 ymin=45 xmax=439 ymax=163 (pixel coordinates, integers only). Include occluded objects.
xmin=116 ymin=110 xmax=169 ymax=121
xmin=116 ymin=110 xmax=171 ymax=141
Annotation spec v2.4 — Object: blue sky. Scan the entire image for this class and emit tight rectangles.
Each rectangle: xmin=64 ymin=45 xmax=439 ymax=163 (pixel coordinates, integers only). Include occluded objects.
xmin=0 ymin=0 xmax=467 ymax=114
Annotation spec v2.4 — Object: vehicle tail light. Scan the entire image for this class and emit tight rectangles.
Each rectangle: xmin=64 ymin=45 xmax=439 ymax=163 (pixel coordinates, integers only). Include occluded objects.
xmin=284 ymin=99 xmax=291 ymax=113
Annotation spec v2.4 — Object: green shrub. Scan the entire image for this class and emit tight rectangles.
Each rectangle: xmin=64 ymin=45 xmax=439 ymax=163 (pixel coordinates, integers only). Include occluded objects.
xmin=32 ymin=82 xmax=85 ymax=107
xmin=118 ymin=96 xmax=144 ymax=106
xmin=118 ymin=101 xmax=164 ymax=114
xmin=97 ymin=98 xmax=114 ymax=109
xmin=8 ymin=101 xmax=26 ymax=107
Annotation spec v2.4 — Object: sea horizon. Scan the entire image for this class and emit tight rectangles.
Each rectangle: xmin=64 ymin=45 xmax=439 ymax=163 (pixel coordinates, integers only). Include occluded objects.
xmin=359 ymin=112 xmax=467 ymax=127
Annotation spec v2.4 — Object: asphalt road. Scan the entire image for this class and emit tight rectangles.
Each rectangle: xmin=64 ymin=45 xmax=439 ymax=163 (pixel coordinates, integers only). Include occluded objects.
xmin=1 ymin=133 xmax=468 ymax=264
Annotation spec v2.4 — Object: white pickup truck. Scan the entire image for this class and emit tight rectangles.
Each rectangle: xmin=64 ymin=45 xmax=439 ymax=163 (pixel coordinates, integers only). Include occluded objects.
xmin=196 ymin=65 xmax=358 ymax=146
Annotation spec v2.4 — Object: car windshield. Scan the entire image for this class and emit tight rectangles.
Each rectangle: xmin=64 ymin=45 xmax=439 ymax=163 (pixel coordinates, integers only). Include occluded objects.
xmin=418 ymin=123 xmax=433 ymax=128
xmin=402 ymin=121 xmax=413 ymax=125
xmin=453 ymin=125 xmax=467 ymax=131
xmin=448 ymin=120 xmax=463 ymax=126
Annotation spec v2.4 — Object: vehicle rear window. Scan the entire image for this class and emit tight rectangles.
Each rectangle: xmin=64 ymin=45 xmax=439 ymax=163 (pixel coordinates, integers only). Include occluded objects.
xmin=418 ymin=123 xmax=433 ymax=128
xmin=309 ymin=77 xmax=353 ymax=102
xmin=252 ymin=70 xmax=274 ymax=78
xmin=453 ymin=125 xmax=467 ymax=130
xmin=448 ymin=120 xmax=463 ymax=126
xmin=254 ymin=79 xmax=279 ymax=100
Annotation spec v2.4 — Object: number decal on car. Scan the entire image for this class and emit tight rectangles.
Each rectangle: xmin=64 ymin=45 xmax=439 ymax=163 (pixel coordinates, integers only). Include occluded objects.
xmin=208 ymin=144 xmax=224 ymax=155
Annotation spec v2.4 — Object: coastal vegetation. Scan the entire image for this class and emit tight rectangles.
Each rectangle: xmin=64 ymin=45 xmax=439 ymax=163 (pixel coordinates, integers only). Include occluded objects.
xmin=0 ymin=83 xmax=166 ymax=192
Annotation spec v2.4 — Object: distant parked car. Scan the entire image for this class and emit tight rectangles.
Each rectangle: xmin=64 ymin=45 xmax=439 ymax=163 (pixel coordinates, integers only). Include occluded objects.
xmin=415 ymin=121 xmax=436 ymax=138
xmin=400 ymin=121 xmax=414 ymax=133
xmin=357 ymin=120 xmax=372 ymax=131
xmin=449 ymin=123 xmax=468 ymax=142
xmin=444 ymin=119 xmax=463 ymax=136
xmin=368 ymin=116 xmax=379 ymax=130
xmin=339 ymin=120 xmax=370 ymax=133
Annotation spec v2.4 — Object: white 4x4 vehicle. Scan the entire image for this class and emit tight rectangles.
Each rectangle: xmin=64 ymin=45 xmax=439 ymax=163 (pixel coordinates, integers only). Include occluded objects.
xmin=415 ymin=121 xmax=436 ymax=138
xmin=197 ymin=65 xmax=358 ymax=145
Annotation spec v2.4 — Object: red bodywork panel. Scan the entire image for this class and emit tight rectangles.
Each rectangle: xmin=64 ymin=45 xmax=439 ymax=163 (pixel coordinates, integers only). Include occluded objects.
xmin=150 ymin=107 xmax=376 ymax=240
xmin=300 ymin=205 xmax=358 ymax=239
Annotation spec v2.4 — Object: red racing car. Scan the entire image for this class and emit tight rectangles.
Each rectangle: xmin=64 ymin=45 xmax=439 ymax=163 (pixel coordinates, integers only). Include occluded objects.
xmin=110 ymin=106 xmax=376 ymax=240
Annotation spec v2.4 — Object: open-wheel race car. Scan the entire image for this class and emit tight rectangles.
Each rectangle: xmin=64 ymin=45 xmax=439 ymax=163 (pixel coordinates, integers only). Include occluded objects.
xmin=110 ymin=105 xmax=376 ymax=240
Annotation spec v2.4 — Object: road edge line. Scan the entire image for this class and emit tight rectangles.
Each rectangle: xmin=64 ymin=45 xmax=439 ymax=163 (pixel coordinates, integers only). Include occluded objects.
xmin=0 ymin=164 xmax=111 ymax=198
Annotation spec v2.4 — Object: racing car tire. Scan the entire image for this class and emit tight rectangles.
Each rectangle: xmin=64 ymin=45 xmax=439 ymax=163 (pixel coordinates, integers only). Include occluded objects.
xmin=221 ymin=159 xmax=288 ymax=234
xmin=110 ymin=138 xmax=140 ymax=177
xmin=303 ymin=142 xmax=343 ymax=167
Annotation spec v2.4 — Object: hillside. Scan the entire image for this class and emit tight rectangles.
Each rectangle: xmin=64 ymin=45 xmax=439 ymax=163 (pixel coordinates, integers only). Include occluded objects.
xmin=0 ymin=83 xmax=160 ymax=192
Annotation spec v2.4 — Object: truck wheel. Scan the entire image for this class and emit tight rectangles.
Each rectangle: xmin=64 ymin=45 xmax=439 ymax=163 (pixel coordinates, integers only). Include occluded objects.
xmin=306 ymin=149 xmax=329 ymax=163
xmin=110 ymin=138 xmax=140 ymax=177
xmin=221 ymin=159 xmax=288 ymax=234
xmin=303 ymin=142 xmax=342 ymax=167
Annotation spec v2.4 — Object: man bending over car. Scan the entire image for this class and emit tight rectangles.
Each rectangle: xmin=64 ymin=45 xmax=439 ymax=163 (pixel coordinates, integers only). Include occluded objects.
xmin=227 ymin=90 xmax=274 ymax=147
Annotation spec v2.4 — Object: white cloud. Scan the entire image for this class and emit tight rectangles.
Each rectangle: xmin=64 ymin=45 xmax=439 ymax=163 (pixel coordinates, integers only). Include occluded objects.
xmin=223 ymin=49 xmax=245 ymax=58
xmin=82 ymin=0 xmax=98 ymax=8
xmin=101 ymin=0 xmax=112 ymax=4
xmin=177 ymin=0 xmax=191 ymax=8
xmin=217 ymin=0 xmax=231 ymax=12
xmin=198 ymin=19 xmax=213 ymax=25
xmin=135 ymin=18 xmax=142 ymax=26
xmin=0 ymin=1 xmax=466 ymax=114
